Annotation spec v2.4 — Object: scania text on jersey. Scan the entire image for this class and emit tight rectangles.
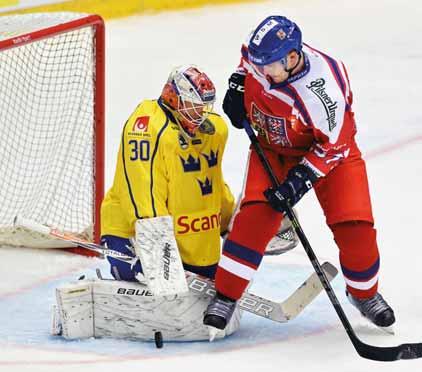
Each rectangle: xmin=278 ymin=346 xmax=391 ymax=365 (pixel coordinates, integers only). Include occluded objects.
xmin=176 ymin=212 xmax=221 ymax=234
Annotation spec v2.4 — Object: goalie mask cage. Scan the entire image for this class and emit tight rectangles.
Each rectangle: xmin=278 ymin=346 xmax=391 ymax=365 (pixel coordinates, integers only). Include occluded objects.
xmin=0 ymin=13 xmax=105 ymax=249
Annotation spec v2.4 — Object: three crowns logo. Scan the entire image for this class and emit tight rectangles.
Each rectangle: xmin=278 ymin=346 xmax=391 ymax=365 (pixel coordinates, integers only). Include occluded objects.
xmin=180 ymin=154 xmax=201 ymax=172
xmin=202 ymin=149 xmax=218 ymax=168
xmin=197 ymin=177 xmax=213 ymax=195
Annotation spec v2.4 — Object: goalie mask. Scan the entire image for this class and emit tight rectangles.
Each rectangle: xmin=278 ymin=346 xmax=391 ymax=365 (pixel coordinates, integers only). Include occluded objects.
xmin=161 ymin=65 xmax=216 ymax=135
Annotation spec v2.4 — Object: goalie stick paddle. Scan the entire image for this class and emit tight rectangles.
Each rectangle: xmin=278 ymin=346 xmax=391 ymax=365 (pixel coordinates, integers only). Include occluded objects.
xmin=187 ymin=262 xmax=337 ymax=322
xmin=242 ymin=119 xmax=422 ymax=361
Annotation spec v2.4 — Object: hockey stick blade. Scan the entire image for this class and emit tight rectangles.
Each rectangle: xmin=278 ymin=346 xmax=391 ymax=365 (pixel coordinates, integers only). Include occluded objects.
xmin=187 ymin=261 xmax=337 ymax=323
xmin=353 ymin=338 xmax=422 ymax=361
xmin=242 ymin=119 xmax=422 ymax=361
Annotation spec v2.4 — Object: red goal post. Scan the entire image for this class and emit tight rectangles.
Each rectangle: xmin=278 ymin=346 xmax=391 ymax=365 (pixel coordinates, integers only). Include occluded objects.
xmin=0 ymin=13 xmax=105 ymax=250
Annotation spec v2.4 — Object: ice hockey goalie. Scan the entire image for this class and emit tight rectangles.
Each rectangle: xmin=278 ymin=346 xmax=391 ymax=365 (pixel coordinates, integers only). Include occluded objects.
xmin=51 ymin=217 xmax=241 ymax=342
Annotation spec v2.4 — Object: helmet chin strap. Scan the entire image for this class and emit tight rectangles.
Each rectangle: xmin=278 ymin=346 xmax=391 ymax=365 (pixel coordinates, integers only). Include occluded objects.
xmin=284 ymin=51 xmax=302 ymax=78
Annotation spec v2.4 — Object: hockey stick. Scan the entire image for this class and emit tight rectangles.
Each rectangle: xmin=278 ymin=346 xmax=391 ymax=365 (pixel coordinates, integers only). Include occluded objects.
xmin=14 ymin=215 xmax=338 ymax=323
xmin=187 ymin=262 xmax=337 ymax=322
xmin=242 ymin=120 xmax=422 ymax=361
xmin=13 ymin=216 xmax=133 ymax=262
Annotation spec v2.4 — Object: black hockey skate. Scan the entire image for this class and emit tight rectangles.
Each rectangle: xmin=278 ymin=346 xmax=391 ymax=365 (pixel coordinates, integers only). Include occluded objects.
xmin=346 ymin=291 xmax=396 ymax=331
xmin=203 ymin=292 xmax=237 ymax=330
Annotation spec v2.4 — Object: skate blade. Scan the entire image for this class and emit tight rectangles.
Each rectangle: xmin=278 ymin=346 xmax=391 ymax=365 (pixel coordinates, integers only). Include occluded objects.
xmin=207 ymin=326 xmax=220 ymax=342
xmin=378 ymin=324 xmax=395 ymax=335
xmin=359 ymin=315 xmax=396 ymax=335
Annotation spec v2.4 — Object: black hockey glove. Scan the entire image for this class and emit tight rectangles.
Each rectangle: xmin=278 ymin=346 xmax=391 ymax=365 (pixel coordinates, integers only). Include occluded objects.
xmin=264 ymin=164 xmax=318 ymax=213
xmin=222 ymin=72 xmax=246 ymax=129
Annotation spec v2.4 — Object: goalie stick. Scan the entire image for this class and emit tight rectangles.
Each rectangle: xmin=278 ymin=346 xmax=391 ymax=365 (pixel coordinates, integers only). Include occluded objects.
xmin=14 ymin=215 xmax=338 ymax=323
xmin=96 ymin=263 xmax=337 ymax=323
xmin=187 ymin=263 xmax=337 ymax=322
xmin=14 ymin=216 xmax=133 ymax=261
xmin=242 ymin=119 xmax=422 ymax=361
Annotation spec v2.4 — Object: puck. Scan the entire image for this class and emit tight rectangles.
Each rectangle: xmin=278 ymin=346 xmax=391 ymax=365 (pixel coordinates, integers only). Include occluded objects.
xmin=154 ymin=331 xmax=163 ymax=348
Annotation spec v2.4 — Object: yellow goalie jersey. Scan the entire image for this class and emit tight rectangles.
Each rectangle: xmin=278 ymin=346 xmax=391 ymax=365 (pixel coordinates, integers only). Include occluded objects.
xmin=101 ymin=99 xmax=235 ymax=269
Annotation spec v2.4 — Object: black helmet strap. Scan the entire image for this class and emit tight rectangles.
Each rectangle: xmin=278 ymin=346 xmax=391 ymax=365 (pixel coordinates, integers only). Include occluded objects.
xmin=285 ymin=50 xmax=302 ymax=77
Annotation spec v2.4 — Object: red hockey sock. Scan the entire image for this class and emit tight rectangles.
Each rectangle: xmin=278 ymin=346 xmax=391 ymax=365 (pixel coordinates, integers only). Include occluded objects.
xmin=215 ymin=202 xmax=282 ymax=300
xmin=331 ymin=221 xmax=380 ymax=299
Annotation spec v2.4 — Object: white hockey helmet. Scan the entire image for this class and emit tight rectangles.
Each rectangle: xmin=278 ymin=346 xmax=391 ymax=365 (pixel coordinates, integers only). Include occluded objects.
xmin=161 ymin=65 xmax=216 ymax=134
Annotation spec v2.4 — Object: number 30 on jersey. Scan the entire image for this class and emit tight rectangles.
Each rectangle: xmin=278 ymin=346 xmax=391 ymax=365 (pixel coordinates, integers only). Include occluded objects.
xmin=128 ymin=139 xmax=150 ymax=161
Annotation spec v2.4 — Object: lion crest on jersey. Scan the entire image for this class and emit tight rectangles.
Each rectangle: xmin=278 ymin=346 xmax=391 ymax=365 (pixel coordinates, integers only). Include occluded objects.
xmin=251 ymin=103 xmax=291 ymax=147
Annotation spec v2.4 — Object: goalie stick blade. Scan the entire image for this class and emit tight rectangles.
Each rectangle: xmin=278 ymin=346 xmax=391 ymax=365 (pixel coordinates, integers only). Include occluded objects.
xmin=187 ymin=261 xmax=337 ymax=323
xmin=281 ymin=261 xmax=337 ymax=320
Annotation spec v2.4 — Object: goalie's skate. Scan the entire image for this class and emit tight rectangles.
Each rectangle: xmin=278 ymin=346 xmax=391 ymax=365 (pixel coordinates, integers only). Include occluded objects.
xmin=346 ymin=291 xmax=396 ymax=333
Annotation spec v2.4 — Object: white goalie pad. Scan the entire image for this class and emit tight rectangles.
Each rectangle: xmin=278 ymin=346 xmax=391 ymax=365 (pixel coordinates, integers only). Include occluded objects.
xmin=133 ymin=216 xmax=188 ymax=296
xmin=265 ymin=209 xmax=300 ymax=256
xmin=54 ymin=280 xmax=94 ymax=339
xmin=54 ymin=278 xmax=240 ymax=342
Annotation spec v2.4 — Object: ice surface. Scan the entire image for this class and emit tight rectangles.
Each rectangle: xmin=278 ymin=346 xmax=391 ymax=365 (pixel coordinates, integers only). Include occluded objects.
xmin=1 ymin=0 xmax=422 ymax=370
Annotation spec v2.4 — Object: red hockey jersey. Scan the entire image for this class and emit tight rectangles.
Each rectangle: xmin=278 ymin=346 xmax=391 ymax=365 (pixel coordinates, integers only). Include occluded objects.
xmin=240 ymin=42 xmax=357 ymax=177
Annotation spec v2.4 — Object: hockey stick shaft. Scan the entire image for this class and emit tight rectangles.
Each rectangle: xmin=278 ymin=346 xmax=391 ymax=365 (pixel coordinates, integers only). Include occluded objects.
xmin=242 ymin=120 xmax=422 ymax=361
xmin=13 ymin=216 xmax=133 ymax=262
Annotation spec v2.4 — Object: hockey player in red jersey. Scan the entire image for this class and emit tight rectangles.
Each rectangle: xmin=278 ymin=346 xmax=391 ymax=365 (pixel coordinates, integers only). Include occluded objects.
xmin=203 ymin=15 xmax=395 ymax=331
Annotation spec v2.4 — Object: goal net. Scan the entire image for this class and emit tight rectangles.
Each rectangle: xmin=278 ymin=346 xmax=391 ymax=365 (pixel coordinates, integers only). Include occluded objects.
xmin=0 ymin=13 xmax=104 ymax=248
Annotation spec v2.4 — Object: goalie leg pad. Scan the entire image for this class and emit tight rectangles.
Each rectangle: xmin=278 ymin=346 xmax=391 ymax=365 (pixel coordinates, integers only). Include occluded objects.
xmin=93 ymin=279 xmax=240 ymax=341
xmin=101 ymin=235 xmax=142 ymax=281
xmin=55 ymin=280 xmax=95 ymax=339
xmin=265 ymin=209 xmax=299 ymax=256
xmin=54 ymin=278 xmax=241 ymax=342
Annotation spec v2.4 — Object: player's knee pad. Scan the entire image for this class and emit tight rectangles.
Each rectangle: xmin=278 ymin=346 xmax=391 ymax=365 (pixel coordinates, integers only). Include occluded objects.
xmin=101 ymin=235 xmax=142 ymax=281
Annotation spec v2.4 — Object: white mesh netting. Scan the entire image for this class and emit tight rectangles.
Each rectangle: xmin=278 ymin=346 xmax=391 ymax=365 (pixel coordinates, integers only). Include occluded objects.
xmin=0 ymin=13 xmax=99 ymax=247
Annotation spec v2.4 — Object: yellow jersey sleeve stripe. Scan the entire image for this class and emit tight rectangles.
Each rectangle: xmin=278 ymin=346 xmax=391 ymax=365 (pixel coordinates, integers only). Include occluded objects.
xmin=149 ymin=117 xmax=169 ymax=217
xmin=121 ymin=119 xmax=142 ymax=220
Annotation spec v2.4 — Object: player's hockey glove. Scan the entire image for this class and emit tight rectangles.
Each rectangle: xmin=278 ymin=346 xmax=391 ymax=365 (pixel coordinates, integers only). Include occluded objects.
xmin=264 ymin=164 xmax=318 ymax=213
xmin=222 ymin=72 xmax=246 ymax=129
